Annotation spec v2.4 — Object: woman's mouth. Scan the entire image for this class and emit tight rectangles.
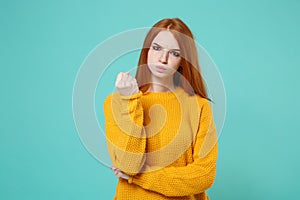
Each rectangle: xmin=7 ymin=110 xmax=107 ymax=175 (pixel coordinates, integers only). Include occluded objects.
xmin=156 ymin=66 xmax=167 ymax=72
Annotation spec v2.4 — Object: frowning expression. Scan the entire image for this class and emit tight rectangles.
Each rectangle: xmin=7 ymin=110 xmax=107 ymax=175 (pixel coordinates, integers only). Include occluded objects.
xmin=147 ymin=30 xmax=181 ymax=79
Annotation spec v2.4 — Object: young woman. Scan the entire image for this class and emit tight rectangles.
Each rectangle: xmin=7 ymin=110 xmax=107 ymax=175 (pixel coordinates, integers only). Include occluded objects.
xmin=103 ymin=18 xmax=218 ymax=200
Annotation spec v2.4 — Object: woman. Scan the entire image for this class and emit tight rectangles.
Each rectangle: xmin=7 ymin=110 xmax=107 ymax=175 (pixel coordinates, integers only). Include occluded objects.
xmin=103 ymin=18 xmax=218 ymax=200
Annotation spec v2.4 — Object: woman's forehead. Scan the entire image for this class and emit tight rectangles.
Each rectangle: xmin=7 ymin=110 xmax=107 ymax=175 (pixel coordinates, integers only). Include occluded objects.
xmin=151 ymin=30 xmax=180 ymax=49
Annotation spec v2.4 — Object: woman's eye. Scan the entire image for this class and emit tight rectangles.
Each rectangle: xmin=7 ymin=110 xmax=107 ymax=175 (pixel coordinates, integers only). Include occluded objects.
xmin=170 ymin=51 xmax=180 ymax=57
xmin=152 ymin=45 xmax=161 ymax=51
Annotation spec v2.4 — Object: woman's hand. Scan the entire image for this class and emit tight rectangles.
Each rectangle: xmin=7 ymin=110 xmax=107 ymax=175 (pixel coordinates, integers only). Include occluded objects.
xmin=115 ymin=72 xmax=139 ymax=96
xmin=110 ymin=165 xmax=130 ymax=180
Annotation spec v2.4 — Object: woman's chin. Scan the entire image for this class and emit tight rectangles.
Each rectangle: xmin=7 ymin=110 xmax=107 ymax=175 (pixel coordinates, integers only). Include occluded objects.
xmin=151 ymin=71 xmax=171 ymax=79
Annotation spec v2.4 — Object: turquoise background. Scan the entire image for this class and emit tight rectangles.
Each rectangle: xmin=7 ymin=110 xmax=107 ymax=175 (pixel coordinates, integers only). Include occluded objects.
xmin=1 ymin=0 xmax=299 ymax=199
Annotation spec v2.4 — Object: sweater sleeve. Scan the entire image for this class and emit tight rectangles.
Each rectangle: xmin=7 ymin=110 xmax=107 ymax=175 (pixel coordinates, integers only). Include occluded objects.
xmin=103 ymin=91 xmax=146 ymax=175
xmin=129 ymin=101 xmax=218 ymax=197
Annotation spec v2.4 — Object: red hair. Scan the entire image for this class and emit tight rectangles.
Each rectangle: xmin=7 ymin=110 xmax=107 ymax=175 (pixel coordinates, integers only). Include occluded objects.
xmin=135 ymin=18 xmax=211 ymax=101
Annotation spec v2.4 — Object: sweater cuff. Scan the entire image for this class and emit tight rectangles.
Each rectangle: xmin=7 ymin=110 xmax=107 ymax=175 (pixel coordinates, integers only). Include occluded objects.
xmin=120 ymin=91 xmax=143 ymax=100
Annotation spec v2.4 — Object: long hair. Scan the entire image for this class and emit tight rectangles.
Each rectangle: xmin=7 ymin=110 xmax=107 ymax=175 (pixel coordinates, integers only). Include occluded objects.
xmin=135 ymin=18 xmax=211 ymax=101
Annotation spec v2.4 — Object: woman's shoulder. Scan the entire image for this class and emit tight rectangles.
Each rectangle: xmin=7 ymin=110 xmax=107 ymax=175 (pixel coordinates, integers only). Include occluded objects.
xmin=195 ymin=95 xmax=211 ymax=107
xmin=180 ymin=89 xmax=211 ymax=108
xmin=194 ymin=95 xmax=213 ymax=117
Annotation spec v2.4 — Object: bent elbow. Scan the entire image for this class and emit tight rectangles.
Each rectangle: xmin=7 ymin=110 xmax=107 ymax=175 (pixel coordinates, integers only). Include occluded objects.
xmin=198 ymin=167 xmax=217 ymax=192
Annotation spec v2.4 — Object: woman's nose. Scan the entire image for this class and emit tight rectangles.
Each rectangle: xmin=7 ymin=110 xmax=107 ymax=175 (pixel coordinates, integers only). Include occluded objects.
xmin=159 ymin=50 xmax=168 ymax=64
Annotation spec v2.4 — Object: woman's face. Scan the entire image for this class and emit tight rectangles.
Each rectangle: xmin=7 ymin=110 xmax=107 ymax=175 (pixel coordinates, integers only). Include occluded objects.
xmin=147 ymin=30 xmax=181 ymax=79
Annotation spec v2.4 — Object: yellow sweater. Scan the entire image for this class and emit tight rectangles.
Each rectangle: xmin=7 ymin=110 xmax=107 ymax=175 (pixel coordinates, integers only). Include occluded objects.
xmin=103 ymin=87 xmax=218 ymax=200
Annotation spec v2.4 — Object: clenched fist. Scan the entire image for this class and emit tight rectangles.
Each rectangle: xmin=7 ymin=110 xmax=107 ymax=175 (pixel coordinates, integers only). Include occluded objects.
xmin=115 ymin=72 xmax=139 ymax=96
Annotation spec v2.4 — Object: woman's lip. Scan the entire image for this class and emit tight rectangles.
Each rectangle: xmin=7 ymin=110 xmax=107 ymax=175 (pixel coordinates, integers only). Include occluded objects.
xmin=156 ymin=66 xmax=167 ymax=70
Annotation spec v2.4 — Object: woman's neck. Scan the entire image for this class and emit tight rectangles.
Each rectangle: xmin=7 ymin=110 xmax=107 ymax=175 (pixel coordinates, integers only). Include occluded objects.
xmin=147 ymin=77 xmax=175 ymax=92
xmin=148 ymin=84 xmax=175 ymax=92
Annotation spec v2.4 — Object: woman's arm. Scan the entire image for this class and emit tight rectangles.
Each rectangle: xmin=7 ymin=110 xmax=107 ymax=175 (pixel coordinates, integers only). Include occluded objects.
xmin=127 ymin=101 xmax=218 ymax=197
xmin=104 ymin=90 xmax=146 ymax=176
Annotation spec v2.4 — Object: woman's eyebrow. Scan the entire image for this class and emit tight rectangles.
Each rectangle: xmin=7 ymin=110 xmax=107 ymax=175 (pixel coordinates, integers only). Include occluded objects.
xmin=153 ymin=42 xmax=180 ymax=51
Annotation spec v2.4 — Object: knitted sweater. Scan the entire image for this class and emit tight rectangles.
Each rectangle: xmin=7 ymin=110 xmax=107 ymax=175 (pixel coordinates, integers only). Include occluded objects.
xmin=103 ymin=87 xmax=218 ymax=200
